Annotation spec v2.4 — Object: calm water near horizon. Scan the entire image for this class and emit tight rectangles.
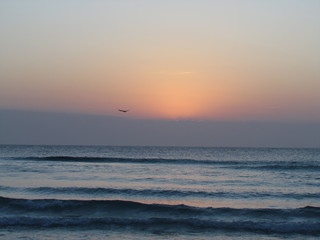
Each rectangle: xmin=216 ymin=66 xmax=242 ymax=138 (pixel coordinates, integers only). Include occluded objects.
xmin=0 ymin=145 xmax=319 ymax=239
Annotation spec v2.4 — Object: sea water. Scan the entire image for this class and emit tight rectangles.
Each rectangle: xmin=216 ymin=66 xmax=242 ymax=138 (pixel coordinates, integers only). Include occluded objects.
xmin=0 ymin=145 xmax=319 ymax=239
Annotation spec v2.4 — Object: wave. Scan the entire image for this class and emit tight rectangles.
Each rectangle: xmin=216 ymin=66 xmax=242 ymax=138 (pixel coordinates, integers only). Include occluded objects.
xmin=0 ymin=196 xmax=319 ymax=235
xmin=10 ymin=156 xmax=241 ymax=164
xmin=2 ymin=186 xmax=320 ymax=199
xmin=7 ymin=156 xmax=320 ymax=170
xmin=1 ymin=196 xmax=319 ymax=219
xmin=1 ymin=216 xmax=319 ymax=235
xmin=25 ymin=187 xmax=320 ymax=199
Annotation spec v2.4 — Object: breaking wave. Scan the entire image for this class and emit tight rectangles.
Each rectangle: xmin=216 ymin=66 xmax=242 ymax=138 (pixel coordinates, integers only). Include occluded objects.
xmin=0 ymin=196 xmax=319 ymax=235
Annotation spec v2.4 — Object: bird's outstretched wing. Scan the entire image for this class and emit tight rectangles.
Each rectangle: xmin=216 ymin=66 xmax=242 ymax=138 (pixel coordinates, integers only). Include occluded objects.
xmin=118 ymin=109 xmax=129 ymax=113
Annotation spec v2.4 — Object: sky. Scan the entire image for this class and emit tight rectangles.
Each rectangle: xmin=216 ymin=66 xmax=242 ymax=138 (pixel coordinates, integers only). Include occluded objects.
xmin=0 ymin=1 xmax=320 ymax=147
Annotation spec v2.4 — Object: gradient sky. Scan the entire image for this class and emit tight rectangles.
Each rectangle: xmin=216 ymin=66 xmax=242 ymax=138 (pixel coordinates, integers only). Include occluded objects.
xmin=1 ymin=0 xmax=320 ymax=121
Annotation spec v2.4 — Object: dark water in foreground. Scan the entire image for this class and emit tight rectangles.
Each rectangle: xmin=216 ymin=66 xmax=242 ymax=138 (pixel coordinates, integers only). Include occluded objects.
xmin=0 ymin=145 xmax=319 ymax=239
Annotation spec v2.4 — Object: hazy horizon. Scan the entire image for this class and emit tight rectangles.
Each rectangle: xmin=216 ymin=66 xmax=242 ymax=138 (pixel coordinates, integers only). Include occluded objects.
xmin=1 ymin=109 xmax=319 ymax=148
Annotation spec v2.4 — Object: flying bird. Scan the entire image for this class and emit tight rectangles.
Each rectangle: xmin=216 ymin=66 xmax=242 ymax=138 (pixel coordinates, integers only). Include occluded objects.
xmin=118 ymin=109 xmax=129 ymax=113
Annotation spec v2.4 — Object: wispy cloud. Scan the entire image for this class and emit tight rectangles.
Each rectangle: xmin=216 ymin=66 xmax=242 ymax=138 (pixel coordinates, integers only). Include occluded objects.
xmin=149 ymin=71 xmax=194 ymax=75
xmin=177 ymin=72 xmax=194 ymax=75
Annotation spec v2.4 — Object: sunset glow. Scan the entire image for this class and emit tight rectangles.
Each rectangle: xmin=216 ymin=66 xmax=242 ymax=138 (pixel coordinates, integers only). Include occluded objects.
xmin=0 ymin=0 xmax=319 ymax=122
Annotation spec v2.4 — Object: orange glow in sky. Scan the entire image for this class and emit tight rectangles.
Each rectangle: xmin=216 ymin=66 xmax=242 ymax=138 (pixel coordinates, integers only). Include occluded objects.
xmin=134 ymin=71 xmax=208 ymax=119
xmin=151 ymin=80 xmax=206 ymax=119
xmin=1 ymin=1 xmax=320 ymax=122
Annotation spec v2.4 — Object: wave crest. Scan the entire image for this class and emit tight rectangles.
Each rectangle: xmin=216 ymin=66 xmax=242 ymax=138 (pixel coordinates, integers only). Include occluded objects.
xmin=8 ymin=156 xmax=320 ymax=170
xmin=0 ymin=216 xmax=319 ymax=235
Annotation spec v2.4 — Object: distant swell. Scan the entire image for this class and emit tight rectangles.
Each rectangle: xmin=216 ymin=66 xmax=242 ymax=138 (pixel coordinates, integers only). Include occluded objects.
xmin=12 ymin=156 xmax=239 ymax=165
xmin=9 ymin=156 xmax=320 ymax=170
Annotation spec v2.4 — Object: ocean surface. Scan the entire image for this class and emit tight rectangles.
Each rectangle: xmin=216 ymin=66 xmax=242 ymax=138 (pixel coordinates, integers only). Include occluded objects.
xmin=0 ymin=145 xmax=319 ymax=239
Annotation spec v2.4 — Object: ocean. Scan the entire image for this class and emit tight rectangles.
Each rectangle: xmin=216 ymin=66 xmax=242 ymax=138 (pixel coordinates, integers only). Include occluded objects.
xmin=0 ymin=145 xmax=319 ymax=239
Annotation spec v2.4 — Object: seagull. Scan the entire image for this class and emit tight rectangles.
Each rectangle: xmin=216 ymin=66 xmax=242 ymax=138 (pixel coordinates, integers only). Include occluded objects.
xmin=118 ymin=109 xmax=129 ymax=113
